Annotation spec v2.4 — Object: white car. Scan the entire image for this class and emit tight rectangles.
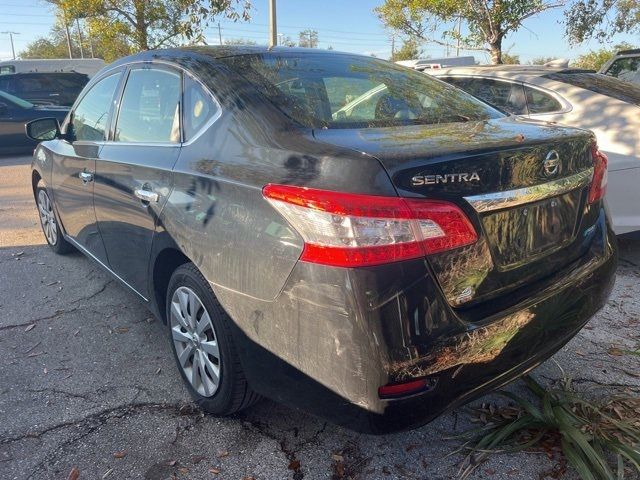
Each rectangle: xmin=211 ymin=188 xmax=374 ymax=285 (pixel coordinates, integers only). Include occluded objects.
xmin=429 ymin=65 xmax=640 ymax=234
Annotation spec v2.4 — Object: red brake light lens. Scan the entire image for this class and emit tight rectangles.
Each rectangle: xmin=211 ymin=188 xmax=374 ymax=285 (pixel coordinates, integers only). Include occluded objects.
xmin=263 ymin=184 xmax=477 ymax=268
xmin=589 ymin=142 xmax=608 ymax=204
xmin=378 ymin=379 xmax=430 ymax=398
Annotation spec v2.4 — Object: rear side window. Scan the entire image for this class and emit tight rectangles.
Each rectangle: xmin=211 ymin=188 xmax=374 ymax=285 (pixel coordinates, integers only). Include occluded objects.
xmin=114 ymin=68 xmax=181 ymax=143
xmin=0 ymin=66 xmax=14 ymax=74
xmin=604 ymin=57 xmax=640 ymax=84
xmin=444 ymin=77 xmax=527 ymax=115
xmin=220 ymin=53 xmax=501 ymax=129
xmin=72 ymin=73 xmax=121 ymax=142
xmin=543 ymin=72 xmax=640 ymax=106
xmin=524 ymin=86 xmax=562 ymax=114
xmin=12 ymin=76 xmax=53 ymax=93
xmin=183 ymin=75 xmax=219 ymax=141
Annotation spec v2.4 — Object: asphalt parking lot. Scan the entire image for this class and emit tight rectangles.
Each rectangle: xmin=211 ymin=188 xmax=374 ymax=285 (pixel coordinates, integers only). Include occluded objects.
xmin=1 ymin=154 xmax=639 ymax=480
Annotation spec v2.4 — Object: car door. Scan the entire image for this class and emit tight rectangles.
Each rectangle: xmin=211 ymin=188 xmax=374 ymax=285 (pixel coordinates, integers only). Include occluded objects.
xmin=50 ymin=70 xmax=124 ymax=263
xmin=0 ymin=94 xmax=33 ymax=151
xmin=93 ymin=64 xmax=182 ymax=298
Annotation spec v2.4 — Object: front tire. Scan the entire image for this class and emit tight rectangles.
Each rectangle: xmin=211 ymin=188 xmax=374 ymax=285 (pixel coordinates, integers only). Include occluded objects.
xmin=35 ymin=184 xmax=73 ymax=254
xmin=166 ymin=263 xmax=259 ymax=415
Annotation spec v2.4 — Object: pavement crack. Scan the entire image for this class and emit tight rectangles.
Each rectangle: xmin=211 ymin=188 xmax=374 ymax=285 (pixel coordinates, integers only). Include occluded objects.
xmin=0 ymin=307 xmax=79 ymax=331
xmin=1 ymin=401 xmax=200 ymax=446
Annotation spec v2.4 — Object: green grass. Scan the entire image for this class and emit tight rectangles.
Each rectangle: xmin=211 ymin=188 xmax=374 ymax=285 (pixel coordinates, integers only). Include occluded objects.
xmin=449 ymin=375 xmax=640 ymax=479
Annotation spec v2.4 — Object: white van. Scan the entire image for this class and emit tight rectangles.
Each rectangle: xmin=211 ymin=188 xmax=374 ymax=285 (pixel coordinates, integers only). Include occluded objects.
xmin=0 ymin=59 xmax=106 ymax=78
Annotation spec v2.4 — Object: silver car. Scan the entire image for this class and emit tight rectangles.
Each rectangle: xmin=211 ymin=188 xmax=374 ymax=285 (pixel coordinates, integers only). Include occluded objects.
xmin=430 ymin=65 xmax=640 ymax=234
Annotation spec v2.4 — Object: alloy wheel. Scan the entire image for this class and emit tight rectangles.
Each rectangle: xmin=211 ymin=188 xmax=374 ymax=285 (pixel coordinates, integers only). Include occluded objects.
xmin=170 ymin=286 xmax=221 ymax=397
xmin=38 ymin=189 xmax=57 ymax=245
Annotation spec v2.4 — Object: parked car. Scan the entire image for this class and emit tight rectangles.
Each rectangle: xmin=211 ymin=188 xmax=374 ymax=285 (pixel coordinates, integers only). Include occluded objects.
xmin=0 ymin=72 xmax=89 ymax=107
xmin=429 ymin=65 xmax=640 ymax=234
xmin=26 ymin=47 xmax=616 ymax=433
xmin=0 ymin=58 xmax=106 ymax=77
xmin=600 ymin=48 xmax=640 ymax=85
xmin=0 ymin=90 xmax=68 ymax=155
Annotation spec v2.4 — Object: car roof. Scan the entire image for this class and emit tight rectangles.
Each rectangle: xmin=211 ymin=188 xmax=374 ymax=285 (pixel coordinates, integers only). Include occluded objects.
xmin=430 ymin=65 xmax=594 ymax=81
xmin=106 ymin=46 xmax=358 ymax=71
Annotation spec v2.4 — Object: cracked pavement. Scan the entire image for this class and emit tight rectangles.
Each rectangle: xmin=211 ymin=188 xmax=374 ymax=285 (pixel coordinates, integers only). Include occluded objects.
xmin=1 ymin=154 xmax=639 ymax=480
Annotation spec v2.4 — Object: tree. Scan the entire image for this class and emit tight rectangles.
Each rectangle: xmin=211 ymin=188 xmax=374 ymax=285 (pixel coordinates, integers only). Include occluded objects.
xmin=298 ymin=29 xmax=318 ymax=48
xmin=20 ymin=18 xmax=133 ymax=62
xmin=565 ymin=0 xmax=639 ymax=43
xmin=572 ymin=42 xmax=637 ymax=70
xmin=393 ymin=37 xmax=422 ymax=61
xmin=224 ymin=37 xmax=258 ymax=45
xmin=529 ymin=56 xmax=556 ymax=65
xmin=279 ymin=35 xmax=296 ymax=47
xmin=501 ymin=52 xmax=520 ymax=64
xmin=375 ymin=0 xmax=564 ymax=64
xmin=51 ymin=0 xmax=252 ymax=51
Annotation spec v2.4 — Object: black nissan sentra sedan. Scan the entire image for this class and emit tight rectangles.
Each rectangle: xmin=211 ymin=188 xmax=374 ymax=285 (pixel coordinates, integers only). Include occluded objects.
xmin=26 ymin=47 xmax=616 ymax=433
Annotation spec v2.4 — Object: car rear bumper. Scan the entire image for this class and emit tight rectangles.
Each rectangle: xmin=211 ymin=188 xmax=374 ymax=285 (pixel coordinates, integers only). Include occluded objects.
xmin=217 ymin=212 xmax=617 ymax=433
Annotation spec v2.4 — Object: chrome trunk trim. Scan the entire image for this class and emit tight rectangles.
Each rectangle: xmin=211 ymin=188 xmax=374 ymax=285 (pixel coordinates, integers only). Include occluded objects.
xmin=464 ymin=168 xmax=594 ymax=213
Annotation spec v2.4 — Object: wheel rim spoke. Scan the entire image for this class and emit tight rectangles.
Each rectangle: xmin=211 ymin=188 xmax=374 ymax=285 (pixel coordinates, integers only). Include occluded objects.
xmin=170 ymin=286 xmax=221 ymax=398
xmin=171 ymin=326 xmax=192 ymax=344
xmin=201 ymin=340 xmax=219 ymax=359
xmin=178 ymin=344 xmax=193 ymax=366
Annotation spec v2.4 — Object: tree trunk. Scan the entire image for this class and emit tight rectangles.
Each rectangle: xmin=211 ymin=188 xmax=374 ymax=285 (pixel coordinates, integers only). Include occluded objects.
xmin=489 ymin=39 xmax=503 ymax=64
xmin=133 ymin=0 xmax=148 ymax=50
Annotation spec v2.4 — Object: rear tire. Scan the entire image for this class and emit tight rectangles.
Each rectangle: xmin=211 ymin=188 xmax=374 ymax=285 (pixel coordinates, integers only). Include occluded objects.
xmin=35 ymin=183 xmax=74 ymax=254
xmin=166 ymin=263 xmax=260 ymax=415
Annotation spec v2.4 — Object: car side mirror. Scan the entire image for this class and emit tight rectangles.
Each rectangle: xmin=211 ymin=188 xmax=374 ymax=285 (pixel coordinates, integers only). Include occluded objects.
xmin=25 ymin=117 xmax=61 ymax=141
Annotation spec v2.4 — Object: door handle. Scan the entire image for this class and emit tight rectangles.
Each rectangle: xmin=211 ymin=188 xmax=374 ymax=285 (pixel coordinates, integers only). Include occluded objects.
xmin=134 ymin=187 xmax=159 ymax=203
xmin=79 ymin=171 xmax=93 ymax=184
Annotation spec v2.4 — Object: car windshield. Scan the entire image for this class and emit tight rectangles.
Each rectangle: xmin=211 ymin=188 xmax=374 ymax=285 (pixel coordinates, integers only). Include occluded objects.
xmin=0 ymin=89 xmax=33 ymax=109
xmin=220 ymin=52 xmax=502 ymax=129
xmin=543 ymin=72 xmax=640 ymax=106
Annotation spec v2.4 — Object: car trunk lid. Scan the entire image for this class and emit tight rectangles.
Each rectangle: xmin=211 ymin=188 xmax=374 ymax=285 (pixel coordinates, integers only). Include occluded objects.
xmin=312 ymin=118 xmax=598 ymax=307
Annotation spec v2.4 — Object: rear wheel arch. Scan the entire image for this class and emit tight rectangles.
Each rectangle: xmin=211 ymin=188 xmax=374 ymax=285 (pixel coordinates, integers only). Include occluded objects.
xmin=151 ymin=245 xmax=192 ymax=324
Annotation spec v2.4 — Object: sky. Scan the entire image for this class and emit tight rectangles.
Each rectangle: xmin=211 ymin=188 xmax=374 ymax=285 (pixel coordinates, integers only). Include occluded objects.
xmin=0 ymin=0 xmax=638 ymax=63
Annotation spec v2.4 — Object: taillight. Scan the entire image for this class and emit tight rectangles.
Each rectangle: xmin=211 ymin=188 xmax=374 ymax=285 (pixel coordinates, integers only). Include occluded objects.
xmin=589 ymin=142 xmax=608 ymax=204
xmin=262 ymin=184 xmax=477 ymax=268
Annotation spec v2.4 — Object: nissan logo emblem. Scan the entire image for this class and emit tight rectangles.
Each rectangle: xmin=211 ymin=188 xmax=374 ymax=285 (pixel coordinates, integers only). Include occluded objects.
xmin=543 ymin=150 xmax=560 ymax=177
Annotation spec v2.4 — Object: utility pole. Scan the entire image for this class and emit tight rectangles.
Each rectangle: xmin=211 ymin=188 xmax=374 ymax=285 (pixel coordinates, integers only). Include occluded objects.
xmin=391 ymin=34 xmax=395 ymax=61
xmin=456 ymin=17 xmax=462 ymax=57
xmin=217 ymin=22 xmax=222 ymax=45
xmin=268 ymin=0 xmax=277 ymax=47
xmin=76 ymin=18 xmax=85 ymax=59
xmin=1 ymin=31 xmax=19 ymax=60
xmin=61 ymin=7 xmax=73 ymax=59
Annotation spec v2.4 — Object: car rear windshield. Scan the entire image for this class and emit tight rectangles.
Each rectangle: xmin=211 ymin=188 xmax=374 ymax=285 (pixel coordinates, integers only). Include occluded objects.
xmin=543 ymin=72 xmax=640 ymax=106
xmin=220 ymin=53 xmax=502 ymax=129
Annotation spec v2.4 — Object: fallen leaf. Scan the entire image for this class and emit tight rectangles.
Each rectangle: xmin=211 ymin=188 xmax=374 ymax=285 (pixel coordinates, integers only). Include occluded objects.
xmin=288 ymin=459 xmax=301 ymax=470
xmin=155 ymin=367 xmax=161 ymax=375
xmin=608 ymin=346 xmax=624 ymax=356
xmin=24 ymin=324 xmax=36 ymax=332
xmin=332 ymin=454 xmax=344 ymax=462
xmin=192 ymin=455 xmax=207 ymax=464
xmin=115 ymin=327 xmax=129 ymax=334
xmin=208 ymin=467 xmax=220 ymax=475
xmin=178 ymin=467 xmax=189 ymax=474
xmin=167 ymin=460 xmax=178 ymax=466
xmin=67 ymin=467 xmax=80 ymax=480
xmin=216 ymin=450 xmax=229 ymax=458
xmin=27 ymin=351 xmax=44 ymax=358
xmin=113 ymin=451 xmax=126 ymax=459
